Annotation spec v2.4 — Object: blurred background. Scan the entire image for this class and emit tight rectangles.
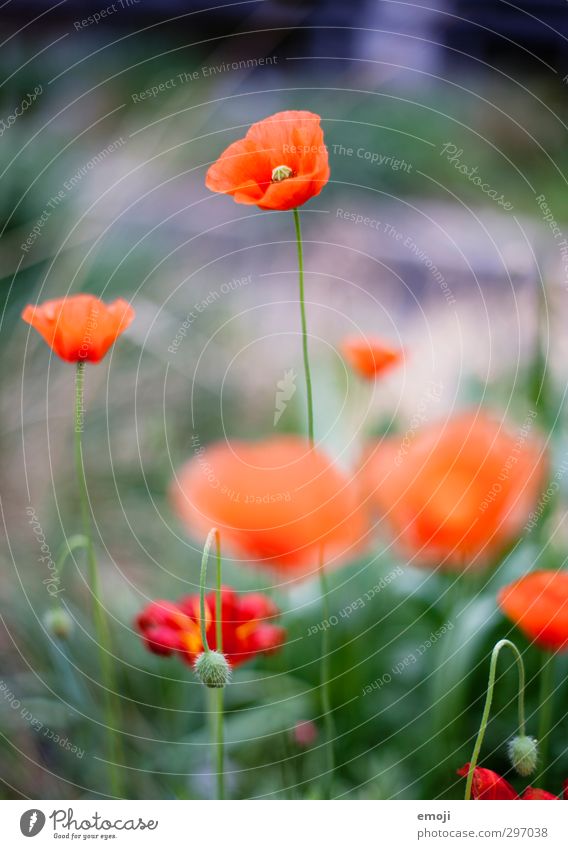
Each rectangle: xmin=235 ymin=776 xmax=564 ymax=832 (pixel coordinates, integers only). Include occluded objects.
xmin=1 ymin=0 xmax=568 ymax=800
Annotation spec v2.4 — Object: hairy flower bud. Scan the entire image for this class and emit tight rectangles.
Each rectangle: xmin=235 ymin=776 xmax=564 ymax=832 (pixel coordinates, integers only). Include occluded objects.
xmin=43 ymin=608 xmax=74 ymax=640
xmin=508 ymin=735 xmax=538 ymax=777
xmin=194 ymin=650 xmax=231 ymax=688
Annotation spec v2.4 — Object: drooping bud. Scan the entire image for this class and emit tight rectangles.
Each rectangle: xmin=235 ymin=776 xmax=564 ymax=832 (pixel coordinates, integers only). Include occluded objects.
xmin=271 ymin=164 xmax=293 ymax=182
xmin=508 ymin=735 xmax=538 ymax=777
xmin=43 ymin=608 xmax=74 ymax=640
xmin=194 ymin=650 xmax=231 ymax=688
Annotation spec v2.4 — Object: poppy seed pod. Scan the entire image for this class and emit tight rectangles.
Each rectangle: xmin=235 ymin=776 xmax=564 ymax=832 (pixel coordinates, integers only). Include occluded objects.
xmin=508 ymin=735 xmax=539 ymax=777
xmin=194 ymin=650 xmax=231 ymax=688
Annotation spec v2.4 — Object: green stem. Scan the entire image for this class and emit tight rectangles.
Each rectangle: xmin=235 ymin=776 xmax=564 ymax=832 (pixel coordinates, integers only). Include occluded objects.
xmin=293 ymin=207 xmax=314 ymax=444
xmin=293 ymin=207 xmax=335 ymax=794
xmin=53 ymin=534 xmax=89 ymax=606
xmin=536 ymin=650 xmax=554 ymax=784
xmin=465 ymin=639 xmax=526 ymax=800
xmin=74 ymin=361 xmax=122 ymax=797
xmin=198 ymin=528 xmax=225 ymax=800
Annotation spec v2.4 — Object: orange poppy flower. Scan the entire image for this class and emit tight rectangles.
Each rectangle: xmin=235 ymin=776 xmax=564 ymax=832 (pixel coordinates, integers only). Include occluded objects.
xmin=341 ymin=336 xmax=403 ymax=381
xmin=171 ymin=436 xmax=368 ymax=577
xmin=22 ymin=294 xmax=134 ymax=363
xmin=362 ymin=412 xmax=546 ymax=569
xmin=205 ymin=110 xmax=330 ymax=211
xmin=498 ymin=571 xmax=568 ymax=651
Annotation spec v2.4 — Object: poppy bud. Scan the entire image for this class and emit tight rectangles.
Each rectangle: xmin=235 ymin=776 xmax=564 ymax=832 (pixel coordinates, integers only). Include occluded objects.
xmin=43 ymin=608 xmax=74 ymax=640
xmin=508 ymin=735 xmax=538 ymax=777
xmin=194 ymin=650 xmax=231 ymax=688
xmin=293 ymin=720 xmax=318 ymax=748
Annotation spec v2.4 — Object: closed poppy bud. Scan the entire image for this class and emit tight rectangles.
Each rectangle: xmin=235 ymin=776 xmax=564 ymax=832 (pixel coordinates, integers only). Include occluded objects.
xmin=194 ymin=650 xmax=231 ymax=688
xmin=206 ymin=110 xmax=330 ymax=211
xmin=508 ymin=735 xmax=538 ymax=777
xmin=43 ymin=608 xmax=74 ymax=640
xmin=22 ymin=294 xmax=134 ymax=363
xmin=341 ymin=336 xmax=403 ymax=381
xmin=498 ymin=571 xmax=568 ymax=652
xmin=293 ymin=720 xmax=318 ymax=748
xmin=457 ymin=764 xmax=517 ymax=799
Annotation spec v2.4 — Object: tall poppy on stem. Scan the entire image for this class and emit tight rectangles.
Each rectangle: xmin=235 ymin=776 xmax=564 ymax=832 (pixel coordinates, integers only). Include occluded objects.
xmin=498 ymin=571 xmax=568 ymax=783
xmin=206 ymin=110 xmax=336 ymax=792
xmin=463 ymin=639 xmax=530 ymax=801
xmin=136 ymin=531 xmax=286 ymax=800
xmin=22 ymin=294 xmax=134 ymax=796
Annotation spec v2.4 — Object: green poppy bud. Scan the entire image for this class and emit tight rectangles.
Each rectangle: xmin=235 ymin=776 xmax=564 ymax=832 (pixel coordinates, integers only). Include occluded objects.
xmin=194 ymin=650 xmax=231 ymax=688
xmin=43 ymin=608 xmax=74 ymax=640
xmin=508 ymin=735 xmax=538 ymax=777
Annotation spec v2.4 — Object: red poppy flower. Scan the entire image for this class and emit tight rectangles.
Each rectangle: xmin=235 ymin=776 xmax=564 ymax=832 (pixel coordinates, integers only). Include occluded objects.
xmin=22 ymin=294 xmax=134 ymax=363
xmin=205 ymin=110 xmax=330 ymax=211
xmin=362 ymin=412 xmax=546 ymax=569
xmin=136 ymin=586 xmax=285 ymax=668
xmin=457 ymin=764 xmax=517 ymax=799
xmin=458 ymin=764 xmax=567 ymax=800
xmin=341 ymin=336 xmax=403 ymax=381
xmin=498 ymin=571 xmax=568 ymax=651
xmin=171 ymin=436 xmax=369 ymax=578
xmin=521 ymin=787 xmax=559 ymax=800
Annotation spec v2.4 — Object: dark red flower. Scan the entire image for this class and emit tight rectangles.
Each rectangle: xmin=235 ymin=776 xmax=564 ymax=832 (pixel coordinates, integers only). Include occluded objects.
xmin=521 ymin=787 xmax=558 ymax=800
xmin=457 ymin=764 xmax=517 ymax=799
xmin=136 ymin=586 xmax=285 ymax=668
xmin=458 ymin=764 xmax=567 ymax=800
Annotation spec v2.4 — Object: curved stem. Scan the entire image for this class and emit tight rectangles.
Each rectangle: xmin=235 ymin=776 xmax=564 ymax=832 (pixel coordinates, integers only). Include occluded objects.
xmin=198 ymin=527 xmax=221 ymax=652
xmin=536 ymin=650 xmax=554 ymax=784
xmin=74 ymin=362 xmax=122 ymax=797
xmin=54 ymin=535 xmax=89 ymax=606
xmin=198 ymin=527 xmax=225 ymax=800
xmin=465 ymin=639 xmax=526 ymax=800
xmin=293 ymin=207 xmax=335 ymax=794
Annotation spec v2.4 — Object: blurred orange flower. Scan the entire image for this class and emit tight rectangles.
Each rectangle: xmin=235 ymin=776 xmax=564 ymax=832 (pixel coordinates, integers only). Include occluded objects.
xmin=136 ymin=586 xmax=285 ymax=668
xmin=498 ymin=571 xmax=568 ymax=651
xmin=341 ymin=336 xmax=403 ymax=381
xmin=205 ymin=110 xmax=330 ymax=211
xmin=22 ymin=294 xmax=134 ymax=363
xmin=362 ymin=412 xmax=546 ymax=569
xmin=171 ymin=436 xmax=368 ymax=577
